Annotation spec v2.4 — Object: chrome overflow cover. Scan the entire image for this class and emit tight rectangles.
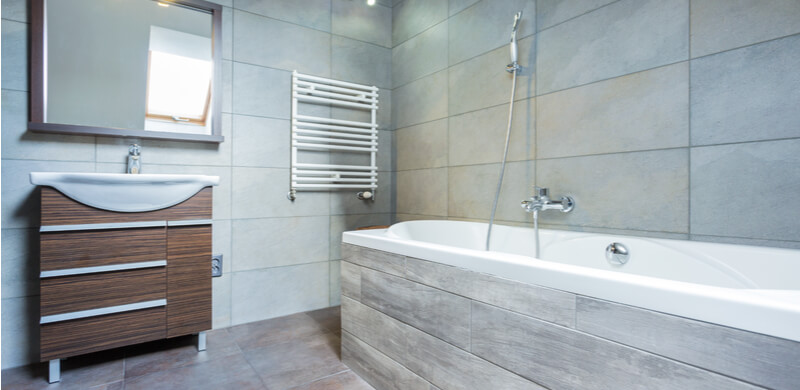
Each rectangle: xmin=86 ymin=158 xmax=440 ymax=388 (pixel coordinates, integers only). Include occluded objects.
xmin=605 ymin=242 xmax=629 ymax=265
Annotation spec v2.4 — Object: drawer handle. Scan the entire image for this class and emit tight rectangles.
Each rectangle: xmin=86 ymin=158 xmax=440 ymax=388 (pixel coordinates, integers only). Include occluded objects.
xmin=40 ymin=260 xmax=167 ymax=278
xmin=40 ymin=221 xmax=167 ymax=233
xmin=40 ymin=299 xmax=166 ymax=324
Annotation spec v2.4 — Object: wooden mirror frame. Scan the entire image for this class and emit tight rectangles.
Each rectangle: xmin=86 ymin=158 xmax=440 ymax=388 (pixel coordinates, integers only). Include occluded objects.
xmin=29 ymin=0 xmax=224 ymax=143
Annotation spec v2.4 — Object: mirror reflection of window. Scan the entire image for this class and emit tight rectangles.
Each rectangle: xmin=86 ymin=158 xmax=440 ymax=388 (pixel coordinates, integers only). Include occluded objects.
xmin=144 ymin=26 xmax=213 ymax=134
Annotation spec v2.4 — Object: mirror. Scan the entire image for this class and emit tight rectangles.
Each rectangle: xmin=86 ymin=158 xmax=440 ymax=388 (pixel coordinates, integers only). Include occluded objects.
xmin=29 ymin=0 xmax=223 ymax=143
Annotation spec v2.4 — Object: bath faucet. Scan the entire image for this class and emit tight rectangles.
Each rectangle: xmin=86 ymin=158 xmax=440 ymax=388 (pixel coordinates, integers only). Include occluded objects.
xmin=521 ymin=186 xmax=574 ymax=213
xmin=127 ymin=144 xmax=141 ymax=174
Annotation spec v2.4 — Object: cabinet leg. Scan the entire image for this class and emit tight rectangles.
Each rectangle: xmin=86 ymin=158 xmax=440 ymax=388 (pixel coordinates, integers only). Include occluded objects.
xmin=48 ymin=359 xmax=61 ymax=383
xmin=197 ymin=331 xmax=207 ymax=351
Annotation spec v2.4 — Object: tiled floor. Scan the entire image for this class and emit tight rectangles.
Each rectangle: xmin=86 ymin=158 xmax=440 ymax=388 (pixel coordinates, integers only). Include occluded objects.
xmin=1 ymin=306 xmax=374 ymax=390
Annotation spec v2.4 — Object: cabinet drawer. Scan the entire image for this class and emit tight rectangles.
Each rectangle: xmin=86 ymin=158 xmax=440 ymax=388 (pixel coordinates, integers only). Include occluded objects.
xmin=41 ymin=307 xmax=166 ymax=361
xmin=41 ymin=227 xmax=166 ymax=271
xmin=41 ymin=267 xmax=166 ymax=317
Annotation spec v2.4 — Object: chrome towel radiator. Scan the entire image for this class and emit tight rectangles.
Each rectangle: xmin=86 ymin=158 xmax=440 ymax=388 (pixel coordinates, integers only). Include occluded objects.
xmin=288 ymin=71 xmax=379 ymax=201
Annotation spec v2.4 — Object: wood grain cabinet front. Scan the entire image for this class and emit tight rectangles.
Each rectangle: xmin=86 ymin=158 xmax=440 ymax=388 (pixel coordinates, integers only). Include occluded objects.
xmin=37 ymin=187 xmax=214 ymax=369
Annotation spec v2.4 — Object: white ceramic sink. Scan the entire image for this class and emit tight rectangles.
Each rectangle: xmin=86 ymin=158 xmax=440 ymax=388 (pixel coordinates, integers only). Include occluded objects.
xmin=30 ymin=172 xmax=220 ymax=212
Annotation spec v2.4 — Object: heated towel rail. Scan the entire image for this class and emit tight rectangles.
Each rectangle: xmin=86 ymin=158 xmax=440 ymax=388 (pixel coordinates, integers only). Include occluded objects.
xmin=288 ymin=71 xmax=379 ymax=201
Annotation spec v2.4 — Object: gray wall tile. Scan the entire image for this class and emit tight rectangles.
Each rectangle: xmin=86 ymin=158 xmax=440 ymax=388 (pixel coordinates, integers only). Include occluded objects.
xmin=232 ymin=216 xmax=330 ymax=271
xmin=536 ymin=149 xmax=689 ymax=233
xmin=448 ymin=36 xmax=535 ymax=116
xmin=471 ymin=302 xmax=760 ymax=390
xmin=333 ymin=0 xmax=392 ymax=48
xmin=1 ymin=0 xmax=28 ymax=23
xmin=332 ymin=36 xmax=392 ymax=89
xmin=536 ymin=0 xmax=617 ymax=31
xmin=577 ymin=297 xmax=800 ymax=390
xmin=392 ymin=0 xmax=448 ymax=47
xmin=1 ymin=90 xmax=96 ymax=162
xmin=537 ymin=0 xmax=688 ymax=94
xmin=232 ymin=62 xmax=290 ymax=119
xmin=396 ymin=168 xmax=448 ymax=216
xmin=405 ymin=315 xmax=545 ymax=390
xmin=691 ymin=35 xmax=800 ymax=145
xmin=342 ymin=331 xmax=430 ymax=390
xmin=447 ymin=0 xmax=535 ymax=66
xmin=212 ymin=273 xmax=232 ymax=329
xmin=1 ymin=228 xmax=38 ymax=299
xmin=1 ymin=19 xmax=27 ymax=92
xmin=448 ymin=101 xmax=532 ymax=166
xmin=330 ymin=214 xmax=392 ymax=260
xmin=222 ymin=7 xmax=233 ymax=60
xmin=230 ymin=262 xmax=329 ymax=325
xmin=222 ymin=59 xmax=233 ymax=113
xmin=329 ymin=261 xmax=341 ymax=306
xmin=537 ymin=63 xmax=689 ymax=158
xmin=1 ymin=297 xmax=39 ymax=369
xmin=448 ymin=0 xmax=479 ymax=16
xmin=232 ymin=167 xmax=330 ymax=218
xmin=396 ymin=119 xmax=448 ymax=171
xmin=691 ymin=0 xmax=800 ymax=58
xmin=341 ymin=261 xmax=362 ymax=300
xmin=342 ymin=244 xmax=405 ymax=277
xmin=405 ymin=257 xmax=575 ymax=327
xmin=361 ymin=267 xmax=471 ymax=349
xmin=233 ymin=10 xmax=331 ymax=76
xmin=393 ymin=70 xmax=448 ymax=128
xmin=392 ymin=21 xmax=448 ymax=88
xmin=232 ymin=115 xmax=289 ymax=168
xmin=342 ymin=296 xmax=408 ymax=364
xmin=689 ymin=234 xmax=800 ymax=251
xmin=690 ymin=140 xmax=800 ymax=241
xmin=330 ymin=190 xmax=392 ymax=218
xmin=234 ymin=0 xmax=331 ymax=32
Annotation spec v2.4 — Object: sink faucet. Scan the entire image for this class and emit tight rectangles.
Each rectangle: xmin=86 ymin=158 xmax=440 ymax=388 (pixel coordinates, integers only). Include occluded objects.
xmin=127 ymin=144 xmax=141 ymax=174
xmin=521 ymin=186 xmax=574 ymax=214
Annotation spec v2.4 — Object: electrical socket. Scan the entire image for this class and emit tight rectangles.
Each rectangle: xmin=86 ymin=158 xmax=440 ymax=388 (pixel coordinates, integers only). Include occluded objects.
xmin=211 ymin=254 xmax=223 ymax=277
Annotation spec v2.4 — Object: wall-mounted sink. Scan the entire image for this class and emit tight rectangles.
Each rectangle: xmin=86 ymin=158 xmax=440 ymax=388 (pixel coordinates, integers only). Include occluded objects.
xmin=30 ymin=172 xmax=220 ymax=212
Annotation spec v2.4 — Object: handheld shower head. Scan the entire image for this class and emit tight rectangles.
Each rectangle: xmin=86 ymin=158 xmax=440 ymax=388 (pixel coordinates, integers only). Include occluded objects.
xmin=512 ymin=11 xmax=522 ymax=32
xmin=507 ymin=11 xmax=523 ymax=72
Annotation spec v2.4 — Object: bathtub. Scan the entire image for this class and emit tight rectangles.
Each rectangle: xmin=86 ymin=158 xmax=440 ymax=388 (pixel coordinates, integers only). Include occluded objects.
xmin=343 ymin=220 xmax=800 ymax=342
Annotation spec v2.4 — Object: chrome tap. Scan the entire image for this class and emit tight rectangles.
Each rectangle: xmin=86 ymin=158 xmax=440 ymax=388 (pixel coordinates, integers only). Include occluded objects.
xmin=127 ymin=144 xmax=141 ymax=174
xmin=521 ymin=186 xmax=574 ymax=213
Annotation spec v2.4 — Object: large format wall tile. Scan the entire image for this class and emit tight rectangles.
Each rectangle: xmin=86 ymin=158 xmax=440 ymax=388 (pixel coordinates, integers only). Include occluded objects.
xmin=330 ymin=213 xmax=393 ymax=260
xmin=536 ymin=0 xmax=617 ymax=31
xmin=234 ymin=0 xmax=331 ymax=32
xmin=537 ymin=63 xmax=689 ymax=159
xmin=406 ymin=257 xmax=575 ymax=327
xmin=332 ymin=0 xmax=392 ymax=48
xmin=690 ymin=139 xmax=800 ymax=241
xmin=690 ymin=0 xmax=800 ymax=58
xmin=232 ymin=115 xmax=289 ymax=168
xmin=233 ymin=10 xmax=330 ymax=76
xmin=691 ymin=35 xmax=800 ymax=145
xmin=232 ymin=167 xmax=330 ymax=218
xmin=392 ymin=0 xmax=448 ymax=47
xmin=1 ymin=228 xmax=38 ymax=299
xmin=329 ymin=261 xmax=341 ymax=305
xmin=536 ymin=149 xmax=689 ymax=233
xmin=332 ymin=36 xmax=392 ymax=89
xmin=396 ymin=119 xmax=448 ymax=171
xmin=1 ymin=90 xmax=96 ymax=162
xmin=448 ymin=36 xmax=535 ymax=116
xmin=396 ymin=168 xmax=448 ymax=216
xmin=212 ymin=274 xmax=232 ymax=329
xmin=1 ymin=19 xmax=27 ymax=92
xmin=360 ymin=268 xmax=471 ymax=349
xmin=447 ymin=0 xmax=536 ymax=65
xmin=537 ymin=0 xmax=688 ymax=94
xmin=448 ymin=101 xmax=533 ymax=166
xmin=577 ymin=297 xmax=800 ymax=390
xmin=232 ymin=62 xmax=290 ymax=119
xmin=232 ymin=216 xmax=330 ymax=271
xmin=393 ymin=71 xmax=448 ymax=129
xmin=230 ymin=262 xmax=329 ymax=325
xmin=471 ymin=302 xmax=760 ymax=390
xmin=1 ymin=0 xmax=28 ymax=23
xmin=448 ymin=162 xmax=536 ymax=223
xmin=1 ymin=297 xmax=39 ymax=369
xmin=342 ymin=331 xmax=430 ymax=390
xmin=392 ymin=21 xmax=448 ymax=88
xmin=448 ymin=0 xmax=479 ymax=16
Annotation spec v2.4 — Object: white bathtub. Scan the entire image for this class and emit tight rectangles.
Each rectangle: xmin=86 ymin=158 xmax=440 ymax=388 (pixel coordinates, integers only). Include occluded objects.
xmin=343 ymin=220 xmax=800 ymax=342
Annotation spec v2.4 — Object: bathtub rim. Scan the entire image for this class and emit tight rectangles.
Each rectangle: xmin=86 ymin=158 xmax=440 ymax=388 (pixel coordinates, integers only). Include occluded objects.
xmin=342 ymin=223 xmax=800 ymax=343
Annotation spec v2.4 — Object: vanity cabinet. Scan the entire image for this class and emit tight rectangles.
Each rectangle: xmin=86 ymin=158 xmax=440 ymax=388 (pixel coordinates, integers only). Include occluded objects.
xmin=37 ymin=186 xmax=213 ymax=380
